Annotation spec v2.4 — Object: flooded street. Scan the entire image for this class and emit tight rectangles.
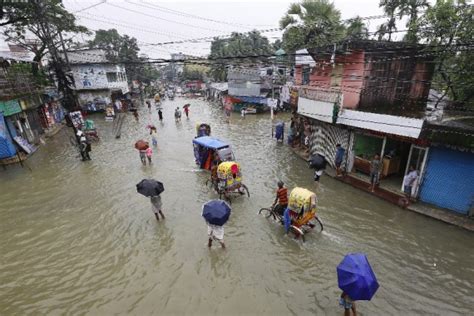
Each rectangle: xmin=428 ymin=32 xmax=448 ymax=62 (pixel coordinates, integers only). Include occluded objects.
xmin=1 ymin=98 xmax=473 ymax=315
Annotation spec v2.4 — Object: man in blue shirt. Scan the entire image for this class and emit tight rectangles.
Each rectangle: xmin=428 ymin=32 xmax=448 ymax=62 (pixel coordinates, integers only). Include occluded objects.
xmin=335 ymin=144 xmax=345 ymax=177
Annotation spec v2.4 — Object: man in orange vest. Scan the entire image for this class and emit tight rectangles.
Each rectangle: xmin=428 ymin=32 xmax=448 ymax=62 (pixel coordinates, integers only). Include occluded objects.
xmin=272 ymin=180 xmax=288 ymax=216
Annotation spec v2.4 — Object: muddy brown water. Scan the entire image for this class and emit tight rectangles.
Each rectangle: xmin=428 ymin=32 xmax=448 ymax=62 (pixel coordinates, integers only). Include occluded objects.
xmin=1 ymin=98 xmax=473 ymax=315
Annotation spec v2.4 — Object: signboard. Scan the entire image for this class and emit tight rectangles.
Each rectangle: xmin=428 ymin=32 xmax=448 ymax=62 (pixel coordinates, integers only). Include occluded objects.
xmin=0 ymin=99 xmax=22 ymax=116
xmin=297 ymin=97 xmax=335 ymax=123
xmin=13 ymin=136 xmax=36 ymax=155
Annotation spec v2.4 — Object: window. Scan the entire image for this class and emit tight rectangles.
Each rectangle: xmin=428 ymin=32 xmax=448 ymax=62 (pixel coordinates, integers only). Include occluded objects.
xmin=106 ymin=72 xmax=117 ymax=82
xmin=302 ymin=67 xmax=310 ymax=85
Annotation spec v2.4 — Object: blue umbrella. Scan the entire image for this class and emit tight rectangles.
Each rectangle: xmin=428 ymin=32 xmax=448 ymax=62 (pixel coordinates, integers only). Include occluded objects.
xmin=202 ymin=200 xmax=231 ymax=226
xmin=337 ymin=253 xmax=379 ymax=301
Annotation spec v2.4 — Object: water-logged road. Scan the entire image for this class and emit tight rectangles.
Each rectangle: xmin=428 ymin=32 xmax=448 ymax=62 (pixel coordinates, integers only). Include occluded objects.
xmin=1 ymin=98 xmax=473 ymax=315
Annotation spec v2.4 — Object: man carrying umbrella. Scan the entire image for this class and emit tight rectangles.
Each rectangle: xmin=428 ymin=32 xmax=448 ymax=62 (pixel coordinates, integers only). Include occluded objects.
xmin=202 ymin=200 xmax=231 ymax=249
xmin=136 ymin=179 xmax=165 ymax=221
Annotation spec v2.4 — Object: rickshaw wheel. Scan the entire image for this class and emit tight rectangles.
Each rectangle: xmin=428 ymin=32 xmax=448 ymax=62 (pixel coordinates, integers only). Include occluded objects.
xmin=290 ymin=225 xmax=305 ymax=242
xmin=307 ymin=217 xmax=324 ymax=233
xmin=240 ymin=184 xmax=250 ymax=197
xmin=259 ymin=207 xmax=276 ymax=220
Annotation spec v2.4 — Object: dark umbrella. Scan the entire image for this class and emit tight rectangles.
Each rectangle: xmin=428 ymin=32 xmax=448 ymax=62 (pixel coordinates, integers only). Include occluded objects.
xmin=136 ymin=179 xmax=164 ymax=197
xmin=202 ymin=199 xmax=231 ymax=226
xmin=183 ymin=104 xmax=191 ymax=108
xmin=135 ymin=140 xmax=149 ymax=150
xmin=309 ymin=154 xmax=327 ymax=170
xmin=337 ymin=253 xmax=379 ymax=301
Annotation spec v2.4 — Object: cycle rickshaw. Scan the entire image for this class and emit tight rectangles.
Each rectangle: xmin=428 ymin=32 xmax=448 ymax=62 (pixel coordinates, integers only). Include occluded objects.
xmin=259 ymin=187 xmax=323 ymax=241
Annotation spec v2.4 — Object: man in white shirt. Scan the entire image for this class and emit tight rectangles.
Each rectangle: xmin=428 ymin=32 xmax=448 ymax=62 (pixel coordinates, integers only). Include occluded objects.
xmin=403 ymin=166 xmax=418 ymax=199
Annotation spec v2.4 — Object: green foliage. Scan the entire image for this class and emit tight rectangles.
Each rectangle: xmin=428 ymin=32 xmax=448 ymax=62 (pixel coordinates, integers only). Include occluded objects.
xmin=378 ymin=0 xmax=429 ymax=43
xmin=1 ymin=0 xmax=89 ymax=110
xmin=279 ymin=0 xmax=345 ymax=52
xmin=3 ymin=0 xmax=89 ymax=62
xmin=208 ymin=31 xmax=273 ymax=81
xmin=419 ymin=0 xmax=473 ymax=108
xmin=7 ymin=63 xmax=50 ymax=87
xmin=182 ymin=64 xmax=209 ymax=81
xmin=345 ymin=16 xmax=369 ymax=40
xmin=88 ymin=29 xmax=142 ymax=82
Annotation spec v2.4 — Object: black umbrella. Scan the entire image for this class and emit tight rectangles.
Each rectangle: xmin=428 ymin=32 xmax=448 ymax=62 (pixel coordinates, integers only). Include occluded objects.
xmin=309 ymin=154 xmax=327 ymax=170
xmin=136 ymin=179 xmax=164 ymax=197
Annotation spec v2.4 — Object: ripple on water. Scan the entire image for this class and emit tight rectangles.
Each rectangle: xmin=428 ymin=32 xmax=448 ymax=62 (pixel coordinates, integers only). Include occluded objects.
xmin=1 ymin=98 xmax=473 ymax=315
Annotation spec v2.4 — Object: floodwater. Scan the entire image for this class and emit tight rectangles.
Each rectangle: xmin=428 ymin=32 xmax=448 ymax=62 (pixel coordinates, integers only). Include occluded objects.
xmin=1 ymin=98 xmax=473 ymax=315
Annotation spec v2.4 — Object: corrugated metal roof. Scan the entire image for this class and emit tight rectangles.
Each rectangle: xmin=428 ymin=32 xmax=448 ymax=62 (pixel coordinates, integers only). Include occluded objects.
xmin=337 ymin=109 xmax=424 ymax=138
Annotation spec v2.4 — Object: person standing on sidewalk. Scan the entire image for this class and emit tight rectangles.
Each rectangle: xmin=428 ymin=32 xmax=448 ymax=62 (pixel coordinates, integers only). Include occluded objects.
xmin=335 ymin=144 xmax=345 ymax=177
xmin=403 ymin=165 xmax=418 ymax=201
xmin=369 ymin=153 xmax=381 ymax=192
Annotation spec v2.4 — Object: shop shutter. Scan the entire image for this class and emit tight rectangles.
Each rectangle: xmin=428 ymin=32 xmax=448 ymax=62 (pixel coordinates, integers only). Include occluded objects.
xmin=420 ymin=147 xmax=474 ymax=214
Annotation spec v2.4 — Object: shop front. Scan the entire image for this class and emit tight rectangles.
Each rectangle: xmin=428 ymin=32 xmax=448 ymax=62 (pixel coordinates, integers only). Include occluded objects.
xmin=338 ymin=109 xmax=426 ymax=197
xmin=350 ymin=131 xmax=429 ymax=197
xmin=0 ymin=98 xmax=37 ymax=159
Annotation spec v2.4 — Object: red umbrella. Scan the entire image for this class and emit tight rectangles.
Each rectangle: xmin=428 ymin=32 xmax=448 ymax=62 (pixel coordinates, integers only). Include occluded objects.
xmin=135 ymin=140 xmax=149 ymax=150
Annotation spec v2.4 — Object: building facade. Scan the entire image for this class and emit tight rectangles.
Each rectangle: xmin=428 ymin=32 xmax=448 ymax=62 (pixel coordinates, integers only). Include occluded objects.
xmin=294 ymin=40 xmax=447 ymax=210
xmin=68 ymin=49 xmax=129 ymax=112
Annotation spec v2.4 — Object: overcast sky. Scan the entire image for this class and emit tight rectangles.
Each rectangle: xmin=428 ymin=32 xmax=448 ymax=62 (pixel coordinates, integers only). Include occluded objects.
xmin=62 ymin=0 xmax=390 ymax=59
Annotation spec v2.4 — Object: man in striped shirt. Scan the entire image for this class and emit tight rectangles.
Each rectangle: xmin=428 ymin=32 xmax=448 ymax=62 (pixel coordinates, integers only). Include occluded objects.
xmin=273 ymin=181 xmax=288 ymax=216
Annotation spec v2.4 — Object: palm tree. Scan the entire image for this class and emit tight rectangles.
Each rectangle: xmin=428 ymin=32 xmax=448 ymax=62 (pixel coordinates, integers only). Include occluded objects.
xmin=279 ymin=0 xmax=345 ymax=52
xmin=398 ymin=0 xmax=430 ymax=43
xmin=345 ymin=16 xmax=369 ymax=40
xmin=378 ymin=0 xmax=400 ymax=41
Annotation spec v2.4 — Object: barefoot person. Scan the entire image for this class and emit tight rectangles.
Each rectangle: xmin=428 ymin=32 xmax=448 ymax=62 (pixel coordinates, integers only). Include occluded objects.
xmin=207 ymin=222 xmax=225 ymax=248
xmin=150 ymin=195 xmax=165 ymax=221
xmin=340 ymin=292 xmax=357 ymax=316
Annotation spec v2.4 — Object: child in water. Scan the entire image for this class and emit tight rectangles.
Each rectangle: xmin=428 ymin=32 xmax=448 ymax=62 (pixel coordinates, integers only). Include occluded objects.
xmin=150 ymin=127 xmax=157 ymax=147
xmin=146 ymin=147 xmax=153 ymax=164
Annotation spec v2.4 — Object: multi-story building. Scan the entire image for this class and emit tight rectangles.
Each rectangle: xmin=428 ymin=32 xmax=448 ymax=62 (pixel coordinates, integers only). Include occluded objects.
xmin=293 ymin=39 xmax=473 ymax=217
xmin=67 ymin=49 xmax=129 ymax=112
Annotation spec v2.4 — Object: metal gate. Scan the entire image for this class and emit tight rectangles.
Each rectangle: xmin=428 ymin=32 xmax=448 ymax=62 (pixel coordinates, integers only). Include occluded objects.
xmin=419 ymin=147 xmax=474 ymax=214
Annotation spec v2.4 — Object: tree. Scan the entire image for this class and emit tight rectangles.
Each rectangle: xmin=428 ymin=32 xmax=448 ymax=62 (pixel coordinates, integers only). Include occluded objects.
xmin=88 ymin=29 xmax=141 ymax=82
xmin=419 ymin=0 xmax=473 ymax=108
xmin=399 ymin=0 xmax=430 ymax=43
xmin=3 ymin=0 xmax=88 ymax=72
xmin=0 ymin=0 xmax=30 ymax=26
xmin=378 ymin=0 xmax=429 ymax=43
xmin=182 ymin=64 xmax=209 ymax=81
xmin=377 ymin=0 xmax=399 ymax=41
xmin=279 ymin=0 xmax=345 ymax=52
xmin=208 ymin=31 xmax=273 ymax=81
xmin=345 ymin=16 xmax=369 ymax=40
xmin=273 ymin=39 xmax=283 ymax=51
xmin=2 ymin=0 xmax=89 ymax=110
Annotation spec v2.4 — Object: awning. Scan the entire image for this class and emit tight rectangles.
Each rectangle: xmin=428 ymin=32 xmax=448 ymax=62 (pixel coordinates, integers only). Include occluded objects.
xmin=209 ymin=82 xmax=228 ymax=92
xmin=337 ymin=109 xmax=424 ymax=139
